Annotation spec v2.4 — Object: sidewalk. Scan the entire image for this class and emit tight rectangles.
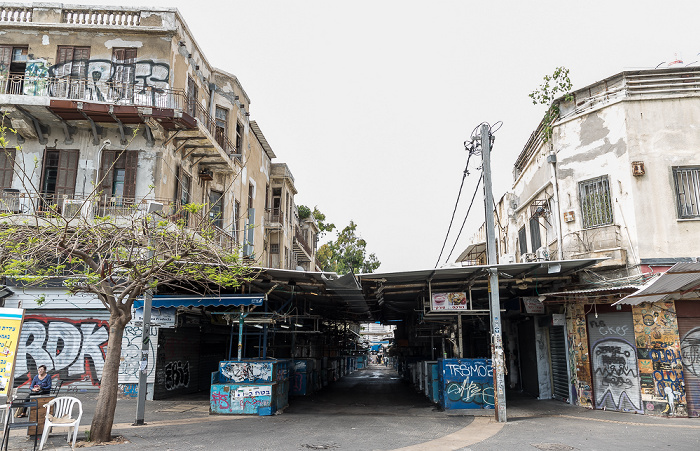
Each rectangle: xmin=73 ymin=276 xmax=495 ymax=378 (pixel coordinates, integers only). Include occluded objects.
xmin=4 ymin=366 xmax=700 ymax=451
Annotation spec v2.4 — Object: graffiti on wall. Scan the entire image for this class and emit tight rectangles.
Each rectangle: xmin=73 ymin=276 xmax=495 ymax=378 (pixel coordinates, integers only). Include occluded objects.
xmin=633 ymin=302 xmax=686 ymax=416
xmin=442 ymin=359 xmax=494 ymax=410
xmin=14 ymin=315 xmax=108 ymax=386
xmin=680 ymin=327 xmax=700 ymax=377
xmin=164 ymin=360 xmax=190 ymax=390
xmin=210 ymin=384 xmax=272 ymax=414
xmin=567 ymin=303 xmax=593 ymax=408
xmin=588 ymin=312 xmax=643 ymax=413
xmin=220 ymin=362 xmax=272 ymax=383
xmin=119 ymin=324 xmax=158 ymax=381
xmin=118 ymin=383 xmax=138 ymax=398
xmin=46 ymin=59 xmax=170 ymax=92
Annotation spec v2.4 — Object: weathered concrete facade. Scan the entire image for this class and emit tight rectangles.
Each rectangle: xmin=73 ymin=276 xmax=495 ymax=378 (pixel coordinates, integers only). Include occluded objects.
xmin=0 ymin=2 xmax=321 ymax=395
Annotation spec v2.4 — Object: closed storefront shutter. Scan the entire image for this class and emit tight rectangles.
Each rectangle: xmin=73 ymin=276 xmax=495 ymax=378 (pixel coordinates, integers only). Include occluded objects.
xmin=14 ymin=309 xmax=110 ymax=393
xmin=587 ymin=311 xmax=643 ymax=413
xmin=676 ymin=299 xmax=700 ymax=417
xmin=549 ymin=325 xmax=569 ymax=401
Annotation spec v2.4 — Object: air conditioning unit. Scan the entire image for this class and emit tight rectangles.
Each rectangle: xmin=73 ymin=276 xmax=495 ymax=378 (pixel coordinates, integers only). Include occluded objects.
xmin=499 ymin=253 xmax=516 ymax=264
xmin=535 ymin=247 xmax=549 ymax=261
xmin=62 ymin=199 xmax=92 ymax=220
xmin=520 ymin=253 xmax=537 ymax=263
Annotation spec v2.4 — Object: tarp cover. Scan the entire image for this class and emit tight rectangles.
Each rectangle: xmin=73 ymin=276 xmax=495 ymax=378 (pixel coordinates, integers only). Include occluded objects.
xmin=133 ymin=294 xmax=265 ymax=309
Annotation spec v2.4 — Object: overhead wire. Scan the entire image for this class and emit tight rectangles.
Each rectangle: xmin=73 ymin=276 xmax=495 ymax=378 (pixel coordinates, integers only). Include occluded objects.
xmin=443 ymin=172 xmax=484 ymax=264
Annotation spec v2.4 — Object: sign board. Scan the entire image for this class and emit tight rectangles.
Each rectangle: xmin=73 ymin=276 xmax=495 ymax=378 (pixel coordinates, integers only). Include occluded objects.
xmin=132 ymin=307 xmax=176 ymax=328
xmin=522 ymin=296 xmax=545 ymax=314
xmin=552 ymin=313 xmax=566 ymax=326
xmin=431 ymin=292 xmax=467 ymax=311
xmin=0 ymin=308 xmax=25 ymax=396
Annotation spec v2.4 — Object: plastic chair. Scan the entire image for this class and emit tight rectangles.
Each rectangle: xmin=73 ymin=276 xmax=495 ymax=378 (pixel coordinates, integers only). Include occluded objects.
xmin=38 ymin=397 xmax=82 ymax=451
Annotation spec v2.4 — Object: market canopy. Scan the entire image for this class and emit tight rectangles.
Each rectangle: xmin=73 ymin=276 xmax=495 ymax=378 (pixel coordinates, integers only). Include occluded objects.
xmin=614 ymin=262 xmax=700 ymax=305
xmin=133 ymin=294 xmax=265 ymax=309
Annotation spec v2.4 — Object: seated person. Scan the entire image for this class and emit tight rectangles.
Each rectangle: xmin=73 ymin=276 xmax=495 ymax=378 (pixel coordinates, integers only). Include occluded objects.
xmin=15 ymin=365 xmax=51 ymax=417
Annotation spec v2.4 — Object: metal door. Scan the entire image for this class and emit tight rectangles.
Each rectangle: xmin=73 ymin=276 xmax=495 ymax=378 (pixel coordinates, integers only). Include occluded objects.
xmin=549 ymin=325 xmax=569 ymax=401
xmin=676 ymin=300 xmax=700 ymax=417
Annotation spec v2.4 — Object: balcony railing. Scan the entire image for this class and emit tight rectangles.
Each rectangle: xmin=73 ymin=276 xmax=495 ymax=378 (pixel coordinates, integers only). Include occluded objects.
xmin=0 ymin=74 xmax=188 ymax=110
xmin=264 ymin=208 xmax=284 ymax=225
xmin=294 ymin=226 xmax=312 ymax=258
xmin=0 ymin=190 xmax=236 ymax=251
xmin=186 ymin=99 xmax=238 ymax=159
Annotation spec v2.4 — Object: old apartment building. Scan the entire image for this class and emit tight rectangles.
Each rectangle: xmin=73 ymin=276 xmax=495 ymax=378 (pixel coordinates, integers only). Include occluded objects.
xmin=0 ymin=3 xmax=320 ymax=395
xmin=459 ymin=66 xmax=700 ymax=417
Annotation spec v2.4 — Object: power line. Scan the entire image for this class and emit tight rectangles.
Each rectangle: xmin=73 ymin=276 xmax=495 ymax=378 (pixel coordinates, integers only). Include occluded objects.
xmin=434 ymin=143 xmax=480 ymax=268
xmin=444 ymin=173 xmax=484 ymax=265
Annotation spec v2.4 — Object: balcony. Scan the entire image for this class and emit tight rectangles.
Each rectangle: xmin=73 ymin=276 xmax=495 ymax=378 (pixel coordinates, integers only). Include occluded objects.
xmin=0 ymin=190 xmax=236 ymax=251
xmin=562 ymin=224 xmax=627 ymax=267
xmin=264 ymin=208 xmax=284 ymax=229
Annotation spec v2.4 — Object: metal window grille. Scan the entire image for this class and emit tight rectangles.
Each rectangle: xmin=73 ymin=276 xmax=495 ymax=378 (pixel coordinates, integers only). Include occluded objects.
xmin=579 ymin=176 xmax=613 ymax=228
xmin=270 ymin=244 xmax=280 ymax=254
xmin=673 ymin=166 xmax=700 ymax=218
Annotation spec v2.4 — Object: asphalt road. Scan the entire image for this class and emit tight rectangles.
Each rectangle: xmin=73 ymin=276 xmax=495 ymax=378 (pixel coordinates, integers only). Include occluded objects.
xmin=5 ymin=365 xmax=700 ymax=451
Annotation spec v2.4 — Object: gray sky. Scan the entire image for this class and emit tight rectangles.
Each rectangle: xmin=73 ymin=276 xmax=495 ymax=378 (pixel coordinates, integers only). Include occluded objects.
xmin=40 ymin=0 xmax=700 ymax=272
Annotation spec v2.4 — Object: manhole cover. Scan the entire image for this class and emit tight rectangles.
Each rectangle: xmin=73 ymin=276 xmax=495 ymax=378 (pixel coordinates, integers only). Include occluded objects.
xmin=302 ymin=444 xmax=339 ymax=450
xmin=531 ymin=444 xmax=575 ymax=451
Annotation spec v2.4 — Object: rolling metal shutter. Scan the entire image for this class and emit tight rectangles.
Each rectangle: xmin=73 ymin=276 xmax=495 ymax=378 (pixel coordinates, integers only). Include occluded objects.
xmin=549 ymin=325 xmax=569 ymax=401
xmin=676 ymin=300 xmax=700 ymax=418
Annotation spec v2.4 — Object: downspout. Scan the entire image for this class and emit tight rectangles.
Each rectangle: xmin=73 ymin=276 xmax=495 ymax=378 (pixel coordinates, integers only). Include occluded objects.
xmin=548 ymin=150 xmax=564 ymax=261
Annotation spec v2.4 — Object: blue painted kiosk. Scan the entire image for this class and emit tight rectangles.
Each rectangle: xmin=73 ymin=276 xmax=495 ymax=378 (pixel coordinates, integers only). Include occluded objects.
xmin=210 ymin=359 xmax=290 ymax=415
xmin=438 ymin=358 xmax=495 ymax=411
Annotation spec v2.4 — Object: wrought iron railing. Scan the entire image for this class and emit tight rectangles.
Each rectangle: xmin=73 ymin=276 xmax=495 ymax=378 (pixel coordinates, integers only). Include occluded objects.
xmin=0 ymin=74 xmax=188 ymax=110
xmin=186 ymin=99 xmax=238 ymax=159
xmin=0 ymin=191 xmax=237 ymax=251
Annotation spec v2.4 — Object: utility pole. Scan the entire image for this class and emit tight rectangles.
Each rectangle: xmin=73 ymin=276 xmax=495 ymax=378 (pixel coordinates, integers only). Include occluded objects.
xmin=134 ymin=287 xmax=152 ymax=426
xmin=480 ymin=123 xmax=507 ymax=422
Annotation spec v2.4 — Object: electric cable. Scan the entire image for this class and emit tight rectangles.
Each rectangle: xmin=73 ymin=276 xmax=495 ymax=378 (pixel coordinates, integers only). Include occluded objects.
xmin=434 ymin=144 xmax=479 ymax=268
xmin=443 ymin=172 xmax=484 ymax=265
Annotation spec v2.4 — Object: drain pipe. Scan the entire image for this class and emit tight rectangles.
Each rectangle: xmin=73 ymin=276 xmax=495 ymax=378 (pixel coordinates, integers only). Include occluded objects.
xmin=548 ymin=152 xmax=564 ymax=261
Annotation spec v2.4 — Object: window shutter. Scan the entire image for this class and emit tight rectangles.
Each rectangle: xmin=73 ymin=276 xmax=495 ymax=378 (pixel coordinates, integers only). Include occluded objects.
xmin=0 ymin=149 xmax=15 ymax=189
xmin=123 ymin=150 xmax=139 ymax=199
xmin=99 ymin=150 xmax=116 ymax=199
xmin=55 ymin=150 xmax=79 ymax=196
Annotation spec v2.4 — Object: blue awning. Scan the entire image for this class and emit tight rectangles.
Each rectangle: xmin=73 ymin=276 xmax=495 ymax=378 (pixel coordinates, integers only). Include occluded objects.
xmin=133 ymin=294 xmax=265 ymax=309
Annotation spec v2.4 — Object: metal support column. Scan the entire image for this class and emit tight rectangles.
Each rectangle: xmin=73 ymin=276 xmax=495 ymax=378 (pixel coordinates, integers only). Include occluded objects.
xmin=481 ymin=123 xmax=507 ymax=422
xmin=133 ymin=288 xmax=152 ymax=426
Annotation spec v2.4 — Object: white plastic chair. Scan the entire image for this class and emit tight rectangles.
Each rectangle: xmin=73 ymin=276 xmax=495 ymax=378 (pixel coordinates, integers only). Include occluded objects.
xmin=38 ymin=396 xmax=82 ymax=451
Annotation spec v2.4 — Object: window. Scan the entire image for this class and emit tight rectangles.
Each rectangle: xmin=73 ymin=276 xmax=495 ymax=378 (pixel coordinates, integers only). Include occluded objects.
xmin=55 ymin=46 xmax=90 ymax=79
xmin=233 ymin=200 xmax=240 ymax=243
xmin=99 ymin=150 xmax=138 ymax=202
xmin=41 ymin=149 xmax=80 ymax=207
xmin=111 ymin=48 xmax=136 ymax=99
xmin=518 ymin=226 xmax=527 ymax=256
xmin=270 ymin=243 xmax=280 ymax=254
xmin=214 ymin=106 xmax=228 ymax=148
xmin=579 ymin=176 xmax=613 ymax=229
xmin=673 ymin=166 xmax=700 ymax=218
xmin=529 ymin=216 xmax=542 ymax=251
xmin=209 ymin=190 xmax=224 ymax=229
xmin=248 ymin=183 xmax=255 ymax=210
xmin=0 ymin=149 xmax=15 ymax=190
xmin=187 ymin=76 xmax=198 ymax=117
xmin=54 ymin=46 xmax=90 ymax=98
xmin=235 ymin=121 xmax=244 ymax=152
xmin=0 ymin=45 xmax=28 ymax=94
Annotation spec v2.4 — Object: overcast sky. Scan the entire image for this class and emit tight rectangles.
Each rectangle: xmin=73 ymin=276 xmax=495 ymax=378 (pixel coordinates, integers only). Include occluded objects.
xmin=45 ymin=0 xmax=700 ymax=272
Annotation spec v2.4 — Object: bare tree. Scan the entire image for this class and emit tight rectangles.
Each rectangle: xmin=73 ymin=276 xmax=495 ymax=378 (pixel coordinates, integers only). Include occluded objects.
xmin=0 ymin=118 xmax=252 ymax=442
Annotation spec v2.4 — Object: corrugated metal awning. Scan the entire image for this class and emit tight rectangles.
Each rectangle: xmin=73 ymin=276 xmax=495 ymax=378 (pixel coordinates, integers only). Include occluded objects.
xmin=614 ymin=262 xmax=700 ymax=305
xmin=133 ymin=294 xmax=265 ymax=309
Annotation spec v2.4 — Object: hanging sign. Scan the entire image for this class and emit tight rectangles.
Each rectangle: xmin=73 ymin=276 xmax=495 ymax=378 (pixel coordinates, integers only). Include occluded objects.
xmin=0 ymin=308 xmax=25 ymax=396
xmin=132 ymin=307 xmax=176 ymax=328
xmin=522 ymin=296 xmax=545 ymax=314
xmin=431 ymin=292 xmax=467 ymax=311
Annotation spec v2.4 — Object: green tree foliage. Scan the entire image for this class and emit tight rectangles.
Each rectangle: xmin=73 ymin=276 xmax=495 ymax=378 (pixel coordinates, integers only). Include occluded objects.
xmin=298 ymin=205 xmax=335 ymax=236
xmin=529 ymin=66 xmax=573 ymax=142
xmin=316 ymin=221 xmax=380 ymax=274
